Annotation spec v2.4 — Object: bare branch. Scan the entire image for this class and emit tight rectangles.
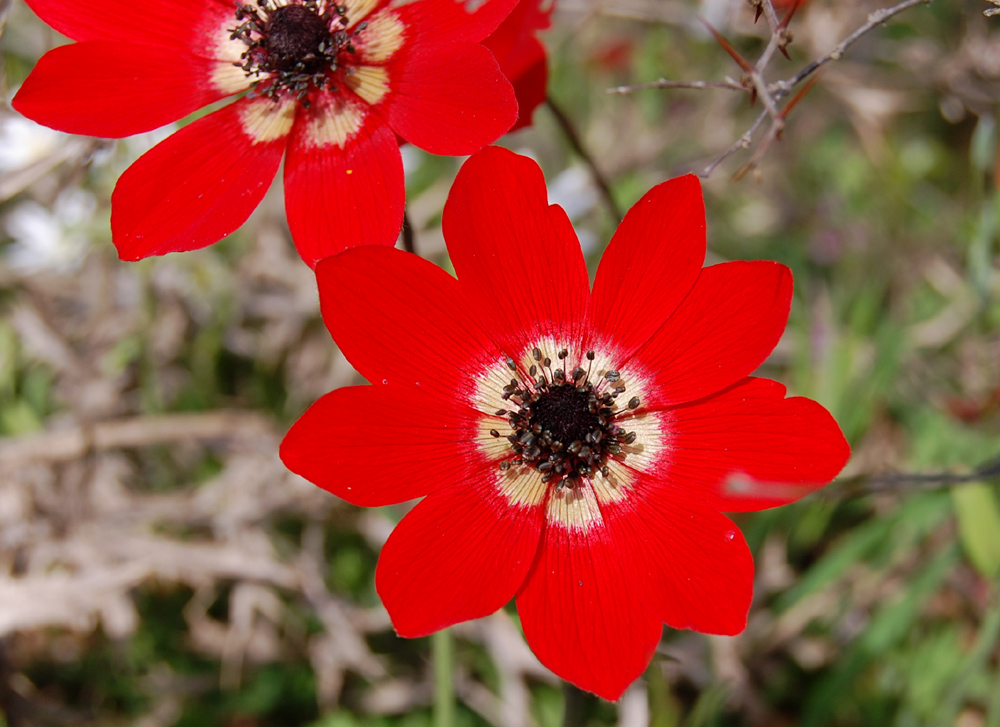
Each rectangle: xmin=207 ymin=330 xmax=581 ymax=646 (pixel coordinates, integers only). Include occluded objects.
xmin=757 ymin=0 xmax=782 ymax=32
xmin=823 ymin=453 xmax=1000 ymax=499
xmin=700 ymin=109 xmax=769 ymax=178
xmin=607 ymin=78 xmax=746 ymax=95
xmin=546 ymin=96 xmax=624 ymax=223
xmin=608 ymin=0 xmax=933 ymax=178
xmin=782 ymin=0 xmax=931 ymax=91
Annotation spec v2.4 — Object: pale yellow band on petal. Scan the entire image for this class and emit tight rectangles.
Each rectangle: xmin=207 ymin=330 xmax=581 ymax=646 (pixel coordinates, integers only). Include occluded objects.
xmin=476 ymin=417 xmax=513 ymax=460
xmin=515 ymin=336 xmax=574 ymax=373
xmin=612 ymin=409 xmax=667 ymax=474
xmin=206 ymin=11 xmax=256 ymax=94
xmin=303 ymin=99 xmax=367 ymax=148
xmin=546 ymin=483 xmax=603 ymax=533
xmin=497 ymin=466 xmax=548 ymax=508
xmin=591 ymin=460 xmax=634 ymax=505
xmin=347 ymin=65 xmax=390 ymax=105
xmin=358 ymin=9 xmax=406 ymax=63
xmin=239 ymin=98 xmax=296 ymax=143
xmin=211 ymin=62 xmax=256 ymax=95
xmin=472 ymin=361 xmax=515 ymax=421
xmin=208 ymin=17 xmax=245 ymax=64
xmin=344 ymin=0 xmax=381 ymax=27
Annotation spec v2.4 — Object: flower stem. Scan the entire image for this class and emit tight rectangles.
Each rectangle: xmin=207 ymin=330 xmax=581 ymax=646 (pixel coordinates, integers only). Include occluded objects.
xmin=545 ymin=96 xmax=623 ymax=224
xmin=402 ymin=209 xmax=416 ymax=255
xmin=562 ymin=682 xmax=591 ymax=727
xmin=647 ymin=659 xmax=680 ymax=727
xmin=432 ymin=629 xmax=454 ymax=727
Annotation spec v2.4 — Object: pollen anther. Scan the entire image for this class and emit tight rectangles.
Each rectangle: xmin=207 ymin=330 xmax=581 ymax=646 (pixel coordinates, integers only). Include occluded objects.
xmin=492 ymin=345 xmax=644 ymax=492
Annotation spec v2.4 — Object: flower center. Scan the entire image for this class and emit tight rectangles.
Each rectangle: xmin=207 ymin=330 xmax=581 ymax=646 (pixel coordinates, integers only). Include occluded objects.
xmin=492 ymin=348 xmax=640 ymax=490
xmin=265 ymin=5 xmax=332 ymax=74
xmin=230 ymin=0 xmax=364 ymax=103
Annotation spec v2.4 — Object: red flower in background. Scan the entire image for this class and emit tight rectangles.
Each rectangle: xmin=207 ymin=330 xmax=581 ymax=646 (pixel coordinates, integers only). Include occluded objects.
xmin=280 ymin=146 xmax=850 ymax=699
xmin=483 ymin=0 xmax=553 ymax=131
xmin=13 ymin=0 xmax=518 ymax=267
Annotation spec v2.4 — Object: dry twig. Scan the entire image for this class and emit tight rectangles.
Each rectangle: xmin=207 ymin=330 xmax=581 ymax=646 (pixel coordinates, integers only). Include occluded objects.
xmin=606 ymin=0 xmax=932 ymax=178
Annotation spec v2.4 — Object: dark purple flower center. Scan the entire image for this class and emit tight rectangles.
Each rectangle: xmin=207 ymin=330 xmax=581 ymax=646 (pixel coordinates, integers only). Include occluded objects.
xmin=492 ymin=348 xmax=640 ymax=490
xmin=230 ymin=0 xmax=365 ymax=104
xmin=264 ymin=5 xmax=332 ymax=75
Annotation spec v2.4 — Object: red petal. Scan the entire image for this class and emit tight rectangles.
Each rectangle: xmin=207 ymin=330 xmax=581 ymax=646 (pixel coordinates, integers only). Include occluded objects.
xmin=393 ymin=0 xmax=519 ymax=45
xmin=507 ymin=51 xmax=547 ymax=132
xmin=376 ymin=474 xmax=544 ymax=636
xmin=662 ymin=377 xmax=850 ymax=511
xmin=516 ymin=513 xmax=662 ymax=701
xmin=588 ymin=175 xmax=705 ymax=359
xmin=284 ymin=100 xmax=403 ymax=267
xmin=385 ymin=43 xmax=517 ymax=155
xmin=111 ymin=98 xmax=288 ymax=260
xmin=443 ymin=146 xmax=590 ymax=352
xmin=281 ymin=385 xmax=483 ymax=507
xmin=604 ymin=491 xmax=754 ymax=635
xmin=12 ymin=42 xmax=227 ymax=137
xmin=482 ymin=0 xmax=553 ymax=64
xmin=316 ymin=246 xmax=506 ymax=403
xmin=482 ymin=0 xmax=552 ymax=131
xmin=23 ymin=0 xmax=232 ymax=49
xmin=633 ymin=261 xmax=792 ymax=407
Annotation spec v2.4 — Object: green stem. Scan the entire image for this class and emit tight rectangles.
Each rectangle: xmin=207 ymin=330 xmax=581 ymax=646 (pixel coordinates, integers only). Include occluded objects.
xmin=432 ymin=629 xmax=454 ymax=727
xmin=647 ymin=659 xmax=680 ymax=727
xmin=988 ymin=665 xmax=1000 ymax=727
xmin=562 ymin=682 xmax=590 ymax=727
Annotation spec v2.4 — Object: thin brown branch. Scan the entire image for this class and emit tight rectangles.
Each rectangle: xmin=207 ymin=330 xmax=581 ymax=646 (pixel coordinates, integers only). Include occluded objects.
xmin=754 ymin=0 xmax=788 ymax=69
xmin=781 ymin=0 xmax=931 ymax=91
xmin=607 ymin=78 xmax=746 ymax=95
xmin=545 ymin=96 xmax=624 ymax=223
xmin=700 ymin=109 xmax=769 ymax=178
xmin=757 ymin=0 xmax=782 ymax=32
xmin=608 ymin=0 xmax=931 ymax=178
xmin=823 ymin=453 xmax=1000 ymax=499
xmin=731 ymin=0 xmax=930 ymax=179
xmin=402 ymin=209 xmax=416 ymax=255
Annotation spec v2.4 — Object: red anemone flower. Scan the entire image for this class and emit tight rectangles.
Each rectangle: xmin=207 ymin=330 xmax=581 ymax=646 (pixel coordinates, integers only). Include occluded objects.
xmin=482 ymin=0 xmax=553 ymax=131
xmin=280 ymin=146 xmax=850 ymax=699
xmin=13 ymin=0 xmax=519 ymax=267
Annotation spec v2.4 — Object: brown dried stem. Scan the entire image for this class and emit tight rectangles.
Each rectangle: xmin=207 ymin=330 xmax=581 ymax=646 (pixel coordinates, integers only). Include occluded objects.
xmin=824 ymin=453 xmax=1000 ymax=499
xmin=606 ymin=0 xmax=932 ymax=178
xmin=545 ymin=96 xmax=624 ymax=223
xmin=402 ymin=209 xmax=416 ymax=255
xmin=607 ymin=78 xmax=745 ymax=94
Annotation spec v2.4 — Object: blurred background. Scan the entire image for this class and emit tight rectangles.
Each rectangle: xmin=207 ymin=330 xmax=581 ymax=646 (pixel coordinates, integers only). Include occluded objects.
xmin=2 ymin=0 xmax=1000 ymax=724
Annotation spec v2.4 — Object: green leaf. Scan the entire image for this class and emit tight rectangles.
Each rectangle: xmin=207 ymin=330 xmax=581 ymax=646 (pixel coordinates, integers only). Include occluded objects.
xmin=952 ymin=484 xmax=1000 ymax=578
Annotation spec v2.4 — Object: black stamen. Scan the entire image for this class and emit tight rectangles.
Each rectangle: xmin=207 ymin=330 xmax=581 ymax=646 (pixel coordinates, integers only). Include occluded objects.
xmin=230 ymin=0 xmax=362 ymax=102
xmin=495 ymin=347 xmax=642 ymax=489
